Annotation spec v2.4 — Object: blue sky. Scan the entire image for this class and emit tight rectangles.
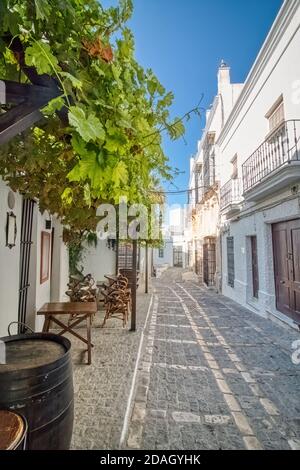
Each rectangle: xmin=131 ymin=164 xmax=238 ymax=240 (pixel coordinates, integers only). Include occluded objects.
xmin=103 ymin=0 xmax=283 ymax=204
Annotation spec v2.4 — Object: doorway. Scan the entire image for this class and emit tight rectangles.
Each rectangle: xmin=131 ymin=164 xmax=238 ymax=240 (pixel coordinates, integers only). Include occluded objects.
xmin=173 ymin=246 xmax=183 ymax=268
xmin=203 ymin=237 xmax=216 ymax=287
xmin=272 ymin=219 xmax=300 ymax=324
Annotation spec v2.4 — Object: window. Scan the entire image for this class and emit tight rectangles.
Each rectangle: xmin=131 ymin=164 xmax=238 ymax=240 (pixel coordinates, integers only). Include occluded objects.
xmin=266 ymin=96 xmax=285 ymax=133
xmin=195 ymin=164 xmax=202 ymax=204
xmin=251 ymin=236 xmax=259 ymax=298
xmin=158 ymin=248 xmax=164 ymax=258
xmin=231 ymin=155 xmax=238 ymax=179
xmin=227 ymin=237 xmax=235 ymax=287
xmin=203 ymin=132 xmax=216 ymax=189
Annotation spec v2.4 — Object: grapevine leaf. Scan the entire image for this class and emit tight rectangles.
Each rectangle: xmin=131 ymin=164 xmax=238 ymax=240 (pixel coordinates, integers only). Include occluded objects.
xmin=78 ymin=152 xmax=103 ymax=188
xmin=67 ymin=163 xmax=81 ymax=182
xmin=83 ymin=183 xmax=91 ymax=207
xmin=61 ymin=187 xmax=73 ymax=205
xmin=168 ymin=118 xmax=185 ymax=140
xmin=60 ymin=72 xmax=83 ymax=90
xmin=68 ymin=107 xmax=105 ymax=143
xmin=71 ymin=134 xmax=87 ymax=156
xmin=34 ymin=0 xmax=51 ymax=20
xmin=42 ymin=96 xmax=65 ymax=115
xmin=158 ymin=91 xmax=174 ymax=109
xmin=68 ymin=151 xmax=104 ymax=190
xmin=25 ymin=41 xmax=59 ymax=75
xmin=112 ymin=161 xmax=128 ymax=188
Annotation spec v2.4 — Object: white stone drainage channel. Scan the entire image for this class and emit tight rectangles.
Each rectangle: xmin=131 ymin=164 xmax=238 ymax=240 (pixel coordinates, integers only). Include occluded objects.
xmin=119 ymin=293 xmax=154 ymax=448
xmin=124 ymin=293 xmax=159 ymax=449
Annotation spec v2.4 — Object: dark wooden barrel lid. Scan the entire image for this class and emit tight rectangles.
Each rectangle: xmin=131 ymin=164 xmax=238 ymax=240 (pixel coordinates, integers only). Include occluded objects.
xmin=2 ymin=338 xmax=66 ymax=372
xmin=0 ymin=410 xmax=25 ymax=450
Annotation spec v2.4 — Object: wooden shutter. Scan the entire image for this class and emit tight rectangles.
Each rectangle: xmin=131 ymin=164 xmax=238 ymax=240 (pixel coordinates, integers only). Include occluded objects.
xmin=227 ymin=237 xmax=235 ymax=288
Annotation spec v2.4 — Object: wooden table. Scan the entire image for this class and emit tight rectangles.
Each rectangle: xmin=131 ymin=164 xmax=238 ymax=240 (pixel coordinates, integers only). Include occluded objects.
xmin=37 ymin=302 xmax=97 ymax=365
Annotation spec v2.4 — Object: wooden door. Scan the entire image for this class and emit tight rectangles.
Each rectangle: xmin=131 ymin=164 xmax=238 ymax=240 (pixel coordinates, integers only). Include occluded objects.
xmin=117 ymin=242 xmax=140 ymax=271
xmin=251 ymin=236 xmax=259 ymax=298
xmin=272 ymin=219 xmax=300 ymax=323
xmin=289 ymin=219 xmax=300 ymax=318
xmin=203 ymin=239 xmax=216 ymax=287
xmin=173 ymin=247 xmax=183 ymax=268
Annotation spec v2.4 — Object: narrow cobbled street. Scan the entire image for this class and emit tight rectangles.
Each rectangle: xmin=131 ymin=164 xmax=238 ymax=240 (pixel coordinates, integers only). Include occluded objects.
xmin=127 ymin=269 xmax=300 ymax=450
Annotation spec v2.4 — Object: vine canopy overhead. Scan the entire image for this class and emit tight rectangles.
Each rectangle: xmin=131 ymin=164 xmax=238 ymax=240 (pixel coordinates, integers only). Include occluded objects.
xmin=0 ymin=0 xmax=198 ymax=231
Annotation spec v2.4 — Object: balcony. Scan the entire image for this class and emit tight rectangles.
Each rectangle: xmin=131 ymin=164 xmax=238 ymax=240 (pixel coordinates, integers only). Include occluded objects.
xmin=220 ymin=178 xmax=242 ymax=217
xmin=203 ymin=159 xmax=216 ymax=191
xmin=242 ymin=120 xmax=300 ymax=201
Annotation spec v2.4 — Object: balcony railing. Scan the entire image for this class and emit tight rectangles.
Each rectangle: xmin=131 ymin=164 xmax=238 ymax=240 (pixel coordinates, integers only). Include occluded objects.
xmin=220 ymin=178 xmax=241 ymax=211
xmin=242 ymin=120 xmax=300 ymax=193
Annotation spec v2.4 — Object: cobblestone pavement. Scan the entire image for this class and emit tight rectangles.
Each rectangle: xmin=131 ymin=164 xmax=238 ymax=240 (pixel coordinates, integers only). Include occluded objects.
xmin=126 ymin=269 xmax=300 ymax=450
xmin=61 ymin=288 xmax=152 ymax=450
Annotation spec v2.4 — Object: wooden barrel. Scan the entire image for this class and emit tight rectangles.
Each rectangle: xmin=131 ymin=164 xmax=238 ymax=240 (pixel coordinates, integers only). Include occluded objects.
xmin=0 ymin=333 xmax=73 ymax=450
xmin=0 ymin=410 xmax=27 ymax=450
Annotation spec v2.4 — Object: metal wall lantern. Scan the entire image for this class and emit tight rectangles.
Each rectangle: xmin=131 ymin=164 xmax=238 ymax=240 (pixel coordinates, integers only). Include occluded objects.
xmin=45 ymin=218 xmax=52 ymax=230
xmin=6 ymin=211 xmax=17 ymax=249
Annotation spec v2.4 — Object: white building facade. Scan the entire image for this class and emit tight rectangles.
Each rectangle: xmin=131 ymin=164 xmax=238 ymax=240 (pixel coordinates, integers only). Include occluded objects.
xmin=218 ymin=0 xmax=300 ymax=328
xmin=152 ymin=232 xmax=189 ymax=277
xmin=152 ymin=206 xmax=190 ymax=276
xmin=0 ymin=178 xmax=69 ymax=337
xmin=189 ymin=62 xmax=243 ymax=289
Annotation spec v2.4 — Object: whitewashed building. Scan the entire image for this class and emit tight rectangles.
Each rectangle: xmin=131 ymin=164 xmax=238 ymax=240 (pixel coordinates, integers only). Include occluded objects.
xmin=0 ymin=178 xmax=69 ymax=337
xmin=189 ymin=61 xmax=243 ymax=288
xmin=218 ymin=0 xmax=300 ymax=328
xmin=152 ymin=206 xmax=190 ymax=276
xmin=152 ymin=232 xmax=189 ymax=275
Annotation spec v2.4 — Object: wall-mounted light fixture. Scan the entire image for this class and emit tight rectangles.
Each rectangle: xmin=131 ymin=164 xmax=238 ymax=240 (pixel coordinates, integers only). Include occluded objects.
xmin=45 ymin=219 xmax=52 ymax=230
xmin=44 ymin=211 xmax=52 ymax=230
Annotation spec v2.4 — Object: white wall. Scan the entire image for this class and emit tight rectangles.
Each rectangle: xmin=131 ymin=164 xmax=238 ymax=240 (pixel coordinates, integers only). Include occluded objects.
xmin=221 ymin=193 xmax=300 ymax=327
xmin=218 ymin=1 xmax=300 ymax=185
xmin=0 ymin=181 xmax=72 ymax=335
xmin=188 ymin=62 xmax=243 ymax=278
xmin=83 ymin=239 xmax=116 ymax=283
xmin=50 ymin=217 xmax=69 ymax=303
xmin=34 ymin=208 xmax=54 ymax=332
xmin=172 ymin=233 xmax=189 ymax=269
xmin=25 ymin=209 xmax=68 ymax=332
xmin=153 ymin=240 xmax=173 ymax=267
xmin=219 ymin=0 xmax=300 ymax=326
xmin=0 ymin=180 xmax=22 ymax=337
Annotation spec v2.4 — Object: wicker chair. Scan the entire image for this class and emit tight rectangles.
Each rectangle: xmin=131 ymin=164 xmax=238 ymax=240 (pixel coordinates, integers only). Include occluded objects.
xmin=100 ymin=274 xmax=131 ymax=328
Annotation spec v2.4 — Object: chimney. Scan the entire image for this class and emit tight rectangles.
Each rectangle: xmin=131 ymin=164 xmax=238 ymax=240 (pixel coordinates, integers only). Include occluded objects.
xmin=218 ymin=59 xmax=231 ymax=94
xmin=206 ymin=107 xmax=212 ymax=122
